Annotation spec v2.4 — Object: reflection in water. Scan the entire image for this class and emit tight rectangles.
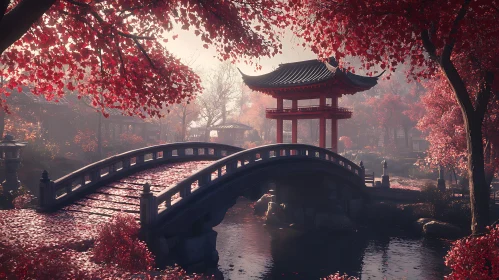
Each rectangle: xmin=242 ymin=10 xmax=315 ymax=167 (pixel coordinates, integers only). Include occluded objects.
xmin=215 ymin=198 xmax=450 ymax=280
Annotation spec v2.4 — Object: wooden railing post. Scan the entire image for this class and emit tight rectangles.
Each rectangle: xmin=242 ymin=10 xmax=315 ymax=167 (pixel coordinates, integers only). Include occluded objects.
xmin=39 ymin=170 xmax=55 ymax=210
xmin=140 ymin=183 xmax=158 ymax=227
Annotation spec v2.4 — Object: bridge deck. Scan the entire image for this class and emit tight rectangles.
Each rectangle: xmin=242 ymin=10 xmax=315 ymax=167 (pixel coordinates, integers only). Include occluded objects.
xmin=61 ymin=161 xmax=212 ymax=219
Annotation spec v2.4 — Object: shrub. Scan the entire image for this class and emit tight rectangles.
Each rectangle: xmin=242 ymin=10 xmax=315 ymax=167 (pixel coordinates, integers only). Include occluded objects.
xmin=445 ymin=225 xmax=499 ymax=280
xmin=420 ymin=183 xmax=452 ymax=218
xmin=12 ymin=193 xmax=34 ymax=209
xmin=323 ymin=272 xmax=359 ymax=280
xmin=92 ymin=213 xmax=154 ymax=272
xmin=0 ymin=243 xmax=89 ymax=280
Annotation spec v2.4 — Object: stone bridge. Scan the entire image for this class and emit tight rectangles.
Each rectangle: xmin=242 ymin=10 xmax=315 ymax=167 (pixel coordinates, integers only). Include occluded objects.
xmin=38 ymin=142 xmax=368 ymax=269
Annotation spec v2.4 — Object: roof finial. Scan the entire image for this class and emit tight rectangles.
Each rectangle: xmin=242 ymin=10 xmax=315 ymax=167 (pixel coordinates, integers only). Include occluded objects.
xmin=325 ymin=61 xmax=337 ymax=74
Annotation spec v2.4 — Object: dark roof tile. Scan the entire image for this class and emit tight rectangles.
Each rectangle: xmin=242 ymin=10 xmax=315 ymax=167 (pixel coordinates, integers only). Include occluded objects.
xmin=240 ymin=57 xmax=379 ymax=91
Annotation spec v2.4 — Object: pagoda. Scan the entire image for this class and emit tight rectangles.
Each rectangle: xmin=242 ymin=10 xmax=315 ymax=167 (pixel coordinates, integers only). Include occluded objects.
xmin=240 ymin=57 xmax=380 ymax=151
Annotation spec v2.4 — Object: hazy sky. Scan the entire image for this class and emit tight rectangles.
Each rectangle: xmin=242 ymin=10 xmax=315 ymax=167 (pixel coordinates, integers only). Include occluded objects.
xmin=162 ymin=26 xmax=318 ymax=84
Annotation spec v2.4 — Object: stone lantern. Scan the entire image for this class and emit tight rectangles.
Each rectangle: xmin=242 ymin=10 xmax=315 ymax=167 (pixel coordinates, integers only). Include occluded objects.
xmin=0 ymin=135 xmax=27 ymax=194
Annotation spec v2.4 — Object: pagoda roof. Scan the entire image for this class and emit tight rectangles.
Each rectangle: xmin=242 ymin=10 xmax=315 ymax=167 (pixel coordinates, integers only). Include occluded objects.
xmin=211 ymin=122 xmax=252 ymax=131
xmin=239 ymin=57 xmax=380 ymax=93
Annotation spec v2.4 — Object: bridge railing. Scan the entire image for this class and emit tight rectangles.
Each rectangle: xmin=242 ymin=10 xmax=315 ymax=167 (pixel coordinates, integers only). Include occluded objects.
xmin=140 ymin=144 xmax=365 ymax=227
xmin=38 ymin=142 xmax=243 ymax=211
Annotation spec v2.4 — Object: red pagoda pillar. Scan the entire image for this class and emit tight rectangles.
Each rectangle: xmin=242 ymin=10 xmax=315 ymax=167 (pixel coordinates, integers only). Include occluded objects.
xmin=291 ymin=100 xmax=298 ymax=143
xmin=276 ymin=97 xmax=283 ymax=143
xmin=331 ymin=96 xmax=338 ymax=152
xmin=319 ymin=95 xmax=326 ymax=148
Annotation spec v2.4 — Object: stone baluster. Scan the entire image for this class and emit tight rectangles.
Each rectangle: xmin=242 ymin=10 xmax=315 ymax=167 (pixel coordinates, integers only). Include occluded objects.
xmin=123 ymin=158 xmax=131 ymax=170
xmin=199 ymin=172 xmax=211 ymax=187
xmin=39 ymin=170 xmax=55 ymax=210
xmin=140 ymin=183 xmax=158 ymax=227
xmin=136 ymin=154 xmax=145 ymax=165
xmin=163 ymin=149 xmax=172 ymax=158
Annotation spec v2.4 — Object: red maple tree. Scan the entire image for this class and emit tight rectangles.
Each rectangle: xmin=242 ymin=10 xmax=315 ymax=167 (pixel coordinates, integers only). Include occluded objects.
xmin=0 ymin=0 xmax=287 ymax=117
xmin=418 ymin=74 xmax=499 ymax=187
xmin=288 ymin=0 xmax=499 ymax=234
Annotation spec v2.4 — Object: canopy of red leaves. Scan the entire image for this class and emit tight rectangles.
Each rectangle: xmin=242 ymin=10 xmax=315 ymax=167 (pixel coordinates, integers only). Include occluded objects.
xmin=418 ymin=74 xmax=499 ymax=176
xmin=287 ymin=0 xmax=499 ymax=82
xmin=1 ymin=0 xmax=288 ymax=117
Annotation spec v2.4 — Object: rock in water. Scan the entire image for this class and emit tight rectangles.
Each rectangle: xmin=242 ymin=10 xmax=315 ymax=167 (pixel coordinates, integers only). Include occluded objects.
xmin=413 ymin=218 xmax=435 ymax=233
xmin=253 ymin=194 xmax=273 ymax=216
xmin=423 ymin=220 xmax=461 ymax=238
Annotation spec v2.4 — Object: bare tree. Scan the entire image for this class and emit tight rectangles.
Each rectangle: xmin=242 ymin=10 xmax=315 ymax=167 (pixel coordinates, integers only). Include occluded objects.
xmin=198 ymin=92 xmax=223 ymax=141
xmin=205 ymin=62 xmax=239 ymax=125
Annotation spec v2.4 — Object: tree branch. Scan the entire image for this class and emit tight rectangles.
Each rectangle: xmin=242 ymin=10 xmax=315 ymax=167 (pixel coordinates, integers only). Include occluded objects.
xmin=441 ymin=0 xmax=471 ymax=62
xmin=132 ymin=38 xmax=156 ymax=69
xmin=0 ymin=0 xmax=9 ymax=22
xmin=0 ymin=0 xmax=56 ymax=54
xmin=420 ymin=29 xmax=438 ymax=60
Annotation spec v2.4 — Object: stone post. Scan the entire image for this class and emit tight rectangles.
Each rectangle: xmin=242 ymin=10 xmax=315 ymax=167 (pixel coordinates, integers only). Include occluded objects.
xmin=140 ymin=183 xmax=158 ymax=227
xmin=39 ymin=170 xmax=55 ymax=210
xmin=437 ymin=165 xmax=446 ymax=191
xmin=381 ymin=160 xmax=390 ymax=188
xmin=359 ymin=161 xmax=365 ymax=182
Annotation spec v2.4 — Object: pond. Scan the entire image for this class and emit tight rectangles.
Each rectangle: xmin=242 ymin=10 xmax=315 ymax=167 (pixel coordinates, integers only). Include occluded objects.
xmin=214 ymin=198 xmax=451 ymax=280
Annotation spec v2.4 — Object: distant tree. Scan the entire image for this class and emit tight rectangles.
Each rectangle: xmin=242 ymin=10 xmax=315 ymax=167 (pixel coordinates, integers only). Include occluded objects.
xmin=165 ymin=101 xmax=200 ymax=142
xmin=418 ymin=74 xmax=499 ymax=187
xmin=0 ymin=0 xmax=287 ymax=117
xmin=205 ymin=62 xmax=239 ymax=124
xmin=237 ymin=88 xmax=275 ymax=142
xmin=289 ymin=0 xmax=499 ymax=234
xmin=198 ymin=91 xmax=223 ymax=141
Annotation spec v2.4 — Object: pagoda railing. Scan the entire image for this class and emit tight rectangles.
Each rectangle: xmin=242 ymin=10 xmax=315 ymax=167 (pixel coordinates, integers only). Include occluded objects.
xmin=38 ymin=142 xmax=243 ymax=211
xmin=266 ymin=105 xmax=352 ymax=117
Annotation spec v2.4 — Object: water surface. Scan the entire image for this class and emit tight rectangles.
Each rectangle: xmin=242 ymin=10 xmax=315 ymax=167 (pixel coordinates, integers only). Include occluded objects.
xmin=215 ymin=198 xmax=450 ymax=280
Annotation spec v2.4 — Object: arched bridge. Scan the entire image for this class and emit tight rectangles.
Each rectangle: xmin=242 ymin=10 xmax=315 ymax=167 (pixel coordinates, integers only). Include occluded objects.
xmin=140 ymin=144 xmax=366 ymax=232
xmin=37 ymin=142 xmax=367 ymax=269
xmin=38 ymin=142 xmax=243 ymax=213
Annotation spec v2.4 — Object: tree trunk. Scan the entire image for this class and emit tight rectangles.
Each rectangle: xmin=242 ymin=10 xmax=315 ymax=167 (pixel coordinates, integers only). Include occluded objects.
xmin=97 ymin=113 xmax=102 ymax=159
xmin=465 ymin=115 xmax=490 ymax=234
xmin=0 ymin=108 xmax=5 ymax=139
xmin=403 ymin=126 xmax=409 ymax=148
xmin=181 ymin=114 xmax=186 ymax=142
xmin=393 ymin=127 xmax=397 ymax=147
